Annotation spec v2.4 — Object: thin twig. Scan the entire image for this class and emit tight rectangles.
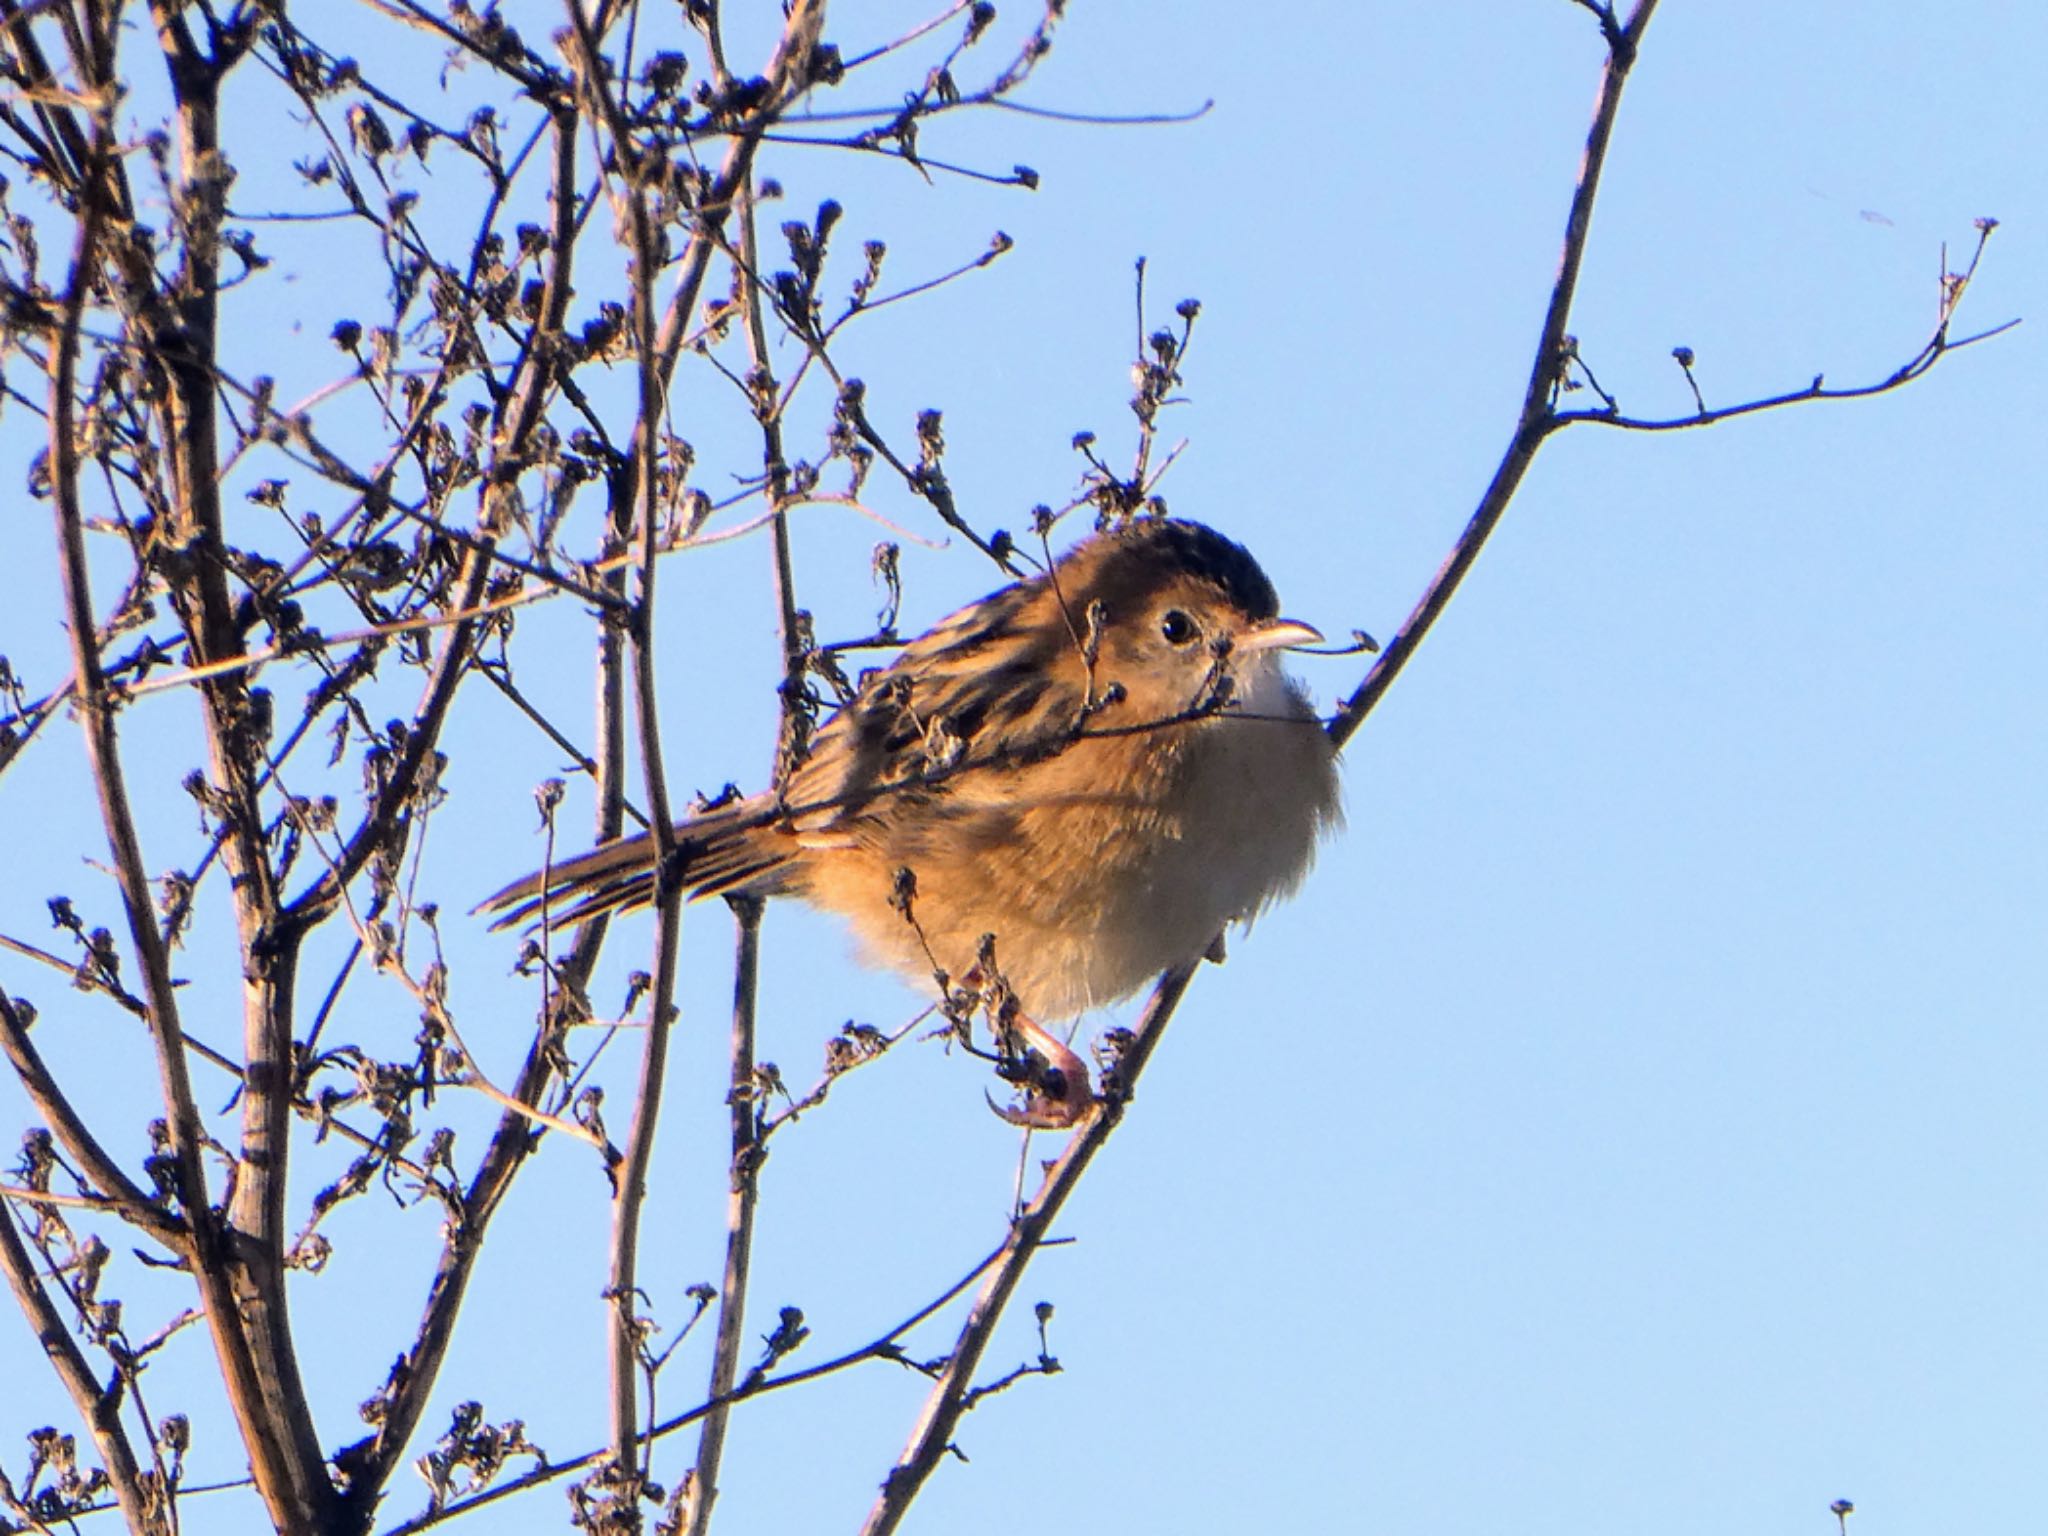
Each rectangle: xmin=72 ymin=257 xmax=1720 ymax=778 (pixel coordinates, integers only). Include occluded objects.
xmin=321 ymin=94 xmax=597 ymax=1519
xmin=681 ymin=149 xmax=808 ymax=1530
xmin=559 ymin=0 xmax=691 ymax=1478
xmin=683 ymin=899 xmax=766 ymax=1536
xmin=1326 ymin=0 xmax=1662 ymax=750
xmin=0 ymin=996 xmax=179 ymax=1248
xmin=376 ymin=1237 xmax=1023 ymax=1535
xmin=858 ymin=964 xmax=1197 ymax=1535
xmin=40 ymin=60 xmax=301 ymax=1516
xmin=1556 ymin=223 xmax=2010 ymax=432
xmin=0 ymin=1196 xmax=156 ymax=1532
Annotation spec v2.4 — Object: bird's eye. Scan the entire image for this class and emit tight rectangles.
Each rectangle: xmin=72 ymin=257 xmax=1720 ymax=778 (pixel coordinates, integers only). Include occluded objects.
xmin=1159 ymin=609 xmax=1197 ymax=646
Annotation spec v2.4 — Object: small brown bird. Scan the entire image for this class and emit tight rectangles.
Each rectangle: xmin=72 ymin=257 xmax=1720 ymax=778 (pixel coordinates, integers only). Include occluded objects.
xmin=483 ymin=517 xmax=1341 ymax=1125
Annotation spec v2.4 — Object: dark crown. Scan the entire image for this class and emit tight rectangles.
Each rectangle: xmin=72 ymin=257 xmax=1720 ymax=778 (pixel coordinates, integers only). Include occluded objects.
xmin=1088 ymin=518 xmax=1281 ymax=621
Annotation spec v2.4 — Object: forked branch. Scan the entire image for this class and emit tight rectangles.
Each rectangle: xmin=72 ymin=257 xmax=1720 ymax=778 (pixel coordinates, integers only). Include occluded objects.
xmin=862 ymin=1 xmax=2008 ymax=1524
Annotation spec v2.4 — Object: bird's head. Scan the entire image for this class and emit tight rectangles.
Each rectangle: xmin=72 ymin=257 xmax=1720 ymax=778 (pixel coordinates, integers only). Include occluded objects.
xmin=1060 ymin=519 xmax=1322 ymax=720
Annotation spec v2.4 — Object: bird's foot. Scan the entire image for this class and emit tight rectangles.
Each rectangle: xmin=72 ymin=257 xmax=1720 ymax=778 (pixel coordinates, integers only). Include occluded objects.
xmin=990 ymin=1011 xmax=1096 ymax=1130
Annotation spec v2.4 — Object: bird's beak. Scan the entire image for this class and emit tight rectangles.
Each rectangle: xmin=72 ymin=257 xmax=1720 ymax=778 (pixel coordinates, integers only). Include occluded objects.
xmin=1236 ymin=617 xmax=1325 ymax=654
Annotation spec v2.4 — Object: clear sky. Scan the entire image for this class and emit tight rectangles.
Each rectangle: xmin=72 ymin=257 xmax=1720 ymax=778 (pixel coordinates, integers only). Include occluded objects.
xmin=1 ymin=4 xmax=2041 ymax=1535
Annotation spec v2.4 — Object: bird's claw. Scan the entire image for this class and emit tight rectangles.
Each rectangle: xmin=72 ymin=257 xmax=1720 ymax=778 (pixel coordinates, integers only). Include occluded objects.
xmin=987 ymin=1073 xmax=1094 ymax=1130
xmin=989 ymin=1013 xmax=1096 ymax=1130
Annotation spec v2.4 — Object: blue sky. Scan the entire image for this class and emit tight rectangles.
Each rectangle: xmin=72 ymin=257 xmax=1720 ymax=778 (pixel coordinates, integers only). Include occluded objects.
xmin=1 ymin=3 xmax=2041 ymax=1534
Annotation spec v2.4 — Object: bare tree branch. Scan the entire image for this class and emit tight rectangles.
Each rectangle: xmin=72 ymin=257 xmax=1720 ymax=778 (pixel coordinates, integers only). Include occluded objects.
xmin=376 ymin=1236 xmax=1024 ymax=1535
xmin=0 ymin=5 xmax=2005 ymax=1536
xmin=859 ymin=963 xmax=1196 ymax=1535
xmin=0 ymin=992 xmax=183 ymax=1249
xmin=40 ymin=46 xmax=325 ymax=1524
xmin=1328 ymin=0 xmax=1662 ymax=752
xmin=681 ymin=898 xmax=766 ymax=1536
xmin=0 ymin=1195 xmax=159 ymax=1533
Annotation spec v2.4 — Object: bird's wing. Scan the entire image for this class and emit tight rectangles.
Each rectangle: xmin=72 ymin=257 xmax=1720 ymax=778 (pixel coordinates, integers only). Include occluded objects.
xmin=783 ymin=574 xmax=1089 ymax=832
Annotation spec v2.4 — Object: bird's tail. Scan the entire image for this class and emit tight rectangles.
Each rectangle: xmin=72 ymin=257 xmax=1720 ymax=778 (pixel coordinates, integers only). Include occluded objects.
xmin=478 ymin=796 xmax=792 ymax=931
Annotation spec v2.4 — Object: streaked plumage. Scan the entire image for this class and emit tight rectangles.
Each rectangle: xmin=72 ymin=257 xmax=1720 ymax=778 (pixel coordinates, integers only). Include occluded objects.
xmin=483 ymin=518 xmax=1341 ymax=1120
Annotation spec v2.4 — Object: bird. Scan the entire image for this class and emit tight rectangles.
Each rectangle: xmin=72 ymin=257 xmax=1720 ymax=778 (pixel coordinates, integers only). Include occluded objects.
xmin=482 ymin=516 xmax=1342 ymax=1126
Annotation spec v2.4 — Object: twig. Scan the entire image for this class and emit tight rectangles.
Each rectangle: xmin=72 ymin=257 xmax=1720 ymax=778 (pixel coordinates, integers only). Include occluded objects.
xmin=559 ymin=0 xmax=692 ymax=1479
xmin=0 ymin=999 xmax=179 ymax=1249
xmin=682 ymin=899 xmax=766 ymax=1536
xmin=1557 ymin=223 xmax=2010 ymax=432
xmin=40 ymin=65 xmax=306 ymax=1518
xmin=376 ymin=1237 xmax=1022 ymax=1535
xmin=324 ymin=89 xmax=600 ymax=1520
xmin=858 ymin=963 xmax=1197 ymax=1535
xmin=1327 ymin=0 xmax=1661 ymax=751
xmin=0 ymin=1196 xmax=155 ymax=1532
xmin=680 ymin=145 xmax=812 ymax=1530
